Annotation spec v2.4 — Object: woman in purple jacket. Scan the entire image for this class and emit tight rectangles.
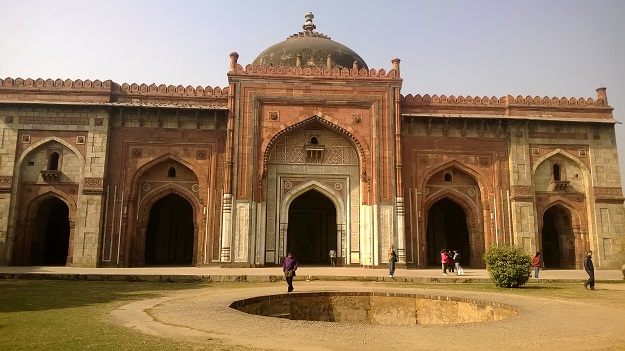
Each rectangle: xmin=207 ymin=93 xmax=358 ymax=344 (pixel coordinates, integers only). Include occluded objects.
xmin=283 ymin=252 xmax=299 ymax=292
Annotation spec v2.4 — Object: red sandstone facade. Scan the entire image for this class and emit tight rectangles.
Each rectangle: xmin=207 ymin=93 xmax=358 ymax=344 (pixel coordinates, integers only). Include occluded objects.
xmin=0 ymin=13 xmax=623 ymax=269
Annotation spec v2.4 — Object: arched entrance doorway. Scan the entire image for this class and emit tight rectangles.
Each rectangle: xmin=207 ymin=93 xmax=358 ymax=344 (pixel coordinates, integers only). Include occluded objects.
xmin=145 ymin=193 xmax=194 ymax=266
xmin=31 ymin=197 xmax=70 ymax=266
xmin=426 ymin=198 xmax=470 ymax=267
xmin=287 ymin=190 xmax=337 ymax=265
xmin=541 ymin=205 xmax=575 ymax=269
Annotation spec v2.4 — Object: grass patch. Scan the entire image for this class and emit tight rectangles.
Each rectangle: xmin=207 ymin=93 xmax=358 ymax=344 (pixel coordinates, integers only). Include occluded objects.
xmin=0 ymin=280 xmax=257 ymax=351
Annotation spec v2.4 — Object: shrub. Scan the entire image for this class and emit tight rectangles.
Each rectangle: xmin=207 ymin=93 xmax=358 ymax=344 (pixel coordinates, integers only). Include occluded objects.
xmin=483 ymin=245 xmax=532 ymax=288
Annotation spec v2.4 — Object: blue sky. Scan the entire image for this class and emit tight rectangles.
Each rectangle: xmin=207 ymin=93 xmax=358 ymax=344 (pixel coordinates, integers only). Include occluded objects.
xmin=2 ymin=0 xmax=624 ymax=186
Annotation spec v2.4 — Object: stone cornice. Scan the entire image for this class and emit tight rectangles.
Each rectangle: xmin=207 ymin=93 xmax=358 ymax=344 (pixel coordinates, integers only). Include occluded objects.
xmin=401 ymin=93 xmax=614 ymax=122
xmin=402 ymin=94 xmax=609 ymax=108
xmin=0 ymin=77 xmax=229 ymax=108
xmin=230 ymin=64 xmax=400 ymax=80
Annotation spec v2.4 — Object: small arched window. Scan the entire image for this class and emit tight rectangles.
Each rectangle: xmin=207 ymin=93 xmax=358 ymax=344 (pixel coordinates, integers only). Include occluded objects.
xmin=168 ymin=167 xmax=176 ymax=178
xmin=310 ymin=136 xmax=318 ymax=145
xmin=444 ymin=172 xmax=452 ymax=182
xmin=553 ymin=164 xmax=561 ymax=181
xmin=48 ymin=152 xmax=60 ymax=171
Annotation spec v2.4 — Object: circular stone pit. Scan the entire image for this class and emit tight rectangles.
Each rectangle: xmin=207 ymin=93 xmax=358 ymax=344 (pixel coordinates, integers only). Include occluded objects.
xmin=230 ymin=291 xmax=517 ymax=325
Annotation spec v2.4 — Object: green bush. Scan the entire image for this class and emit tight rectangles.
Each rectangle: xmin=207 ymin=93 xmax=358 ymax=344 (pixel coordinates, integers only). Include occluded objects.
xmin=483 ymin=245 xmax=532 ymax=288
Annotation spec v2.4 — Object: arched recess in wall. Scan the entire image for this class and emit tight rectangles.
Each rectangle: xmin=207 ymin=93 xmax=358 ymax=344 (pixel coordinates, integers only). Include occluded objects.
xmin=281 ymin=180 xmax=344 ymax=265
xmin=8 ymin=137 xmax=84 ymax=265
xmin=261 ymin=115 xmax=370 ymax=184
xmin=532 ymin=149 xmax=591 ymax=269
xmin=138 ymin=185 xmax=200 ymax=266
xmin=281 ymin=180 xmax=346 ymax=224
xmin=423 ymin=187 xmax=482 ymax=267
xmin=263 ymin=118 xmax=361 ymax=265
xmin=420 ymin=160 xmax=488 ymax=268
xmin=13 ymin=137 xmax=85 ymax=185
xmin=14 ymin=190 xmax=77 ymax=266
xmin=532 ymin=149 xmax=591 ymax=190
xmin=126 ymin=154 xmax=204 ymax=267
xmin=420 ymin=160 xmax=491 ymax=197
xmin=538 ymin=198 xmax=587 ymax=269
xmin=129 ymin=153 xmax=207 ymax=196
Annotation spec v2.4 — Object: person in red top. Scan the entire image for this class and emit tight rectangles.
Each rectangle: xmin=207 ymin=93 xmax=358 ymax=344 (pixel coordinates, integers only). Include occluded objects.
xmin=441 ymin=249 xmax=449 ymax=275
xmin=532 ymin=252 xmax=541 ymax=278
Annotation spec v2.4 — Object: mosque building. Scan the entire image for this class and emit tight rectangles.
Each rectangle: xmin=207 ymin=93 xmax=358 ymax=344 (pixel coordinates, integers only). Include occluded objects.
xmin=1 ymin=13 xmax=623 ymax=269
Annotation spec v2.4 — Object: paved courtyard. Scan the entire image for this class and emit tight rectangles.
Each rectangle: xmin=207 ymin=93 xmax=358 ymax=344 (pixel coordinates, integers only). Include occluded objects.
xmin=110 ymin=280 xmax=625 ymax=351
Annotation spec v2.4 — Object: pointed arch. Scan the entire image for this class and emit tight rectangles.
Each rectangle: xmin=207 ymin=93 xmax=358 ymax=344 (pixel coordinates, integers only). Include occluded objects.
xmin=15 ymin=190 xmax=76 ymax=266
xmin=262 ymin=115 xmax=369 ymax=175
xmin=421 ymin=160 xmax=491 ymax=197
xmin=25 ymin=190 xmax=77 ymax=217
xmin=423 ymin=187 xmax=478 ymax=227
xmin=539 ymin=199 xmax=586 ymax=269
xmin=15 ymin=136 xmax=85 ymax=172
xmin=539 ymin=198 xmax=582 ymax=226
xmin=423 ymin=188 xmax=484 ymax=268
xmin=138 ymin=184 xmax=200 ymax=224
xmin=281 ymin=180 xmax=345 ymax=223
xmin=130 ymin=153 xmax=206 ymax=194
xmin=532 ymin=148 xmax=590 ymax=175
xmin=127 ymin=183 xmax=201 ymax=267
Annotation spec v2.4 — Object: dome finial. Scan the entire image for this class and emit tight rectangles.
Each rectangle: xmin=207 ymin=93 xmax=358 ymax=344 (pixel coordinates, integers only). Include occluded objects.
xmin=303 ymin=12 xmax=316 ymax=32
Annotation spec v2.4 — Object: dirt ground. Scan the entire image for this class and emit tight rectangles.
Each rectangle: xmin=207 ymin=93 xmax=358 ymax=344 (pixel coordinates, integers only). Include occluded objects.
xmin=109 ymin=281 xmax=625 ymax=351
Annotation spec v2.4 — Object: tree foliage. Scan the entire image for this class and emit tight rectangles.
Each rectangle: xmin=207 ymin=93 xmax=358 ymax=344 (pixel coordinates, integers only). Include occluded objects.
xmin=483 ymin=245 xmax=532 ymax=288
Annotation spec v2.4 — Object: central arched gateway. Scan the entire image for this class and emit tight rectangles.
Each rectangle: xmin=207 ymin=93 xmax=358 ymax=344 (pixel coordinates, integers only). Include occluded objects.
xmin=264 ymin=118 xmax=360 ymax=266
xmin=287 ymin=189 xmax=337 ymax=265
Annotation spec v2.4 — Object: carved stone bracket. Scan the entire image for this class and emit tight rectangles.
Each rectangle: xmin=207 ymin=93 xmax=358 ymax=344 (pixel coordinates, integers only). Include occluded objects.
xmin=0 ymin=176 xmax=13 ymax=192
xmin=41 ymin=170 xmax=60 ymax=182
xmin=550 ymin=180 xmax=570 ymax=192
xmin=594 ymin=186 xmax=625 ymax=202
xmin=83 ymin=177 xmax=104 ymax=194
xmin=510 ymin=185 xmax=533 ymax=200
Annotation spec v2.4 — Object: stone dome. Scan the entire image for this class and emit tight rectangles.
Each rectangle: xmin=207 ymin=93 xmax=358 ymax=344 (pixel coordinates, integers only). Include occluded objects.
xmin=252 ymin=12 xmax=368 ymax=70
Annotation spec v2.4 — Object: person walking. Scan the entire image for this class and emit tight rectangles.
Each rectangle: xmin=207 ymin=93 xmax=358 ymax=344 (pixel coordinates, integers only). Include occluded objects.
xmin=532 ymin=252 xmax=542 ymax=278
xmin=329 ymin=248 xmax=337 ymax=267
xmin=441 ymin=249 xmax=449 ymax=275
xmin=283 ymin=252 xmax=299 ymax=292
xmin=583 ymin=250 xmax=595 ymax=290
xmin=388 ymin=245 xmax=397 ymax=278
xmin=453 ymin=250 xmax=462 ymax=275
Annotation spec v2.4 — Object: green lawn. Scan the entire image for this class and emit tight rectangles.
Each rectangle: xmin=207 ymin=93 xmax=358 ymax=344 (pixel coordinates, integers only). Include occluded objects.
xmin=0 ymin=280 xmax=255 ymax=351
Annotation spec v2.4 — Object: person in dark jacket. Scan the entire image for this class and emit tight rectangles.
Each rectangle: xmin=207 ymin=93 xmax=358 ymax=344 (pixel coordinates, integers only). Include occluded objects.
xmin=583 ymin=250 xmax=595 ymax=290
xmin=453 ymin=250 xmax=462 ymax=275
xmin=283 ymin=252 xmax=299 ymax=292
xmin=388 ymin=245 xmax=397 ymax=278
xmin=447 ymin=250 xmax=455 ymax=273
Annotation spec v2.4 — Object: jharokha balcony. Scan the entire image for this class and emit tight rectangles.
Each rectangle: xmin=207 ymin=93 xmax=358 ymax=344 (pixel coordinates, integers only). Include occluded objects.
xmin=40 ymin=170 xmax=60 ymax=182
xmin=550 ymin=180 xmax=570 ymax=191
